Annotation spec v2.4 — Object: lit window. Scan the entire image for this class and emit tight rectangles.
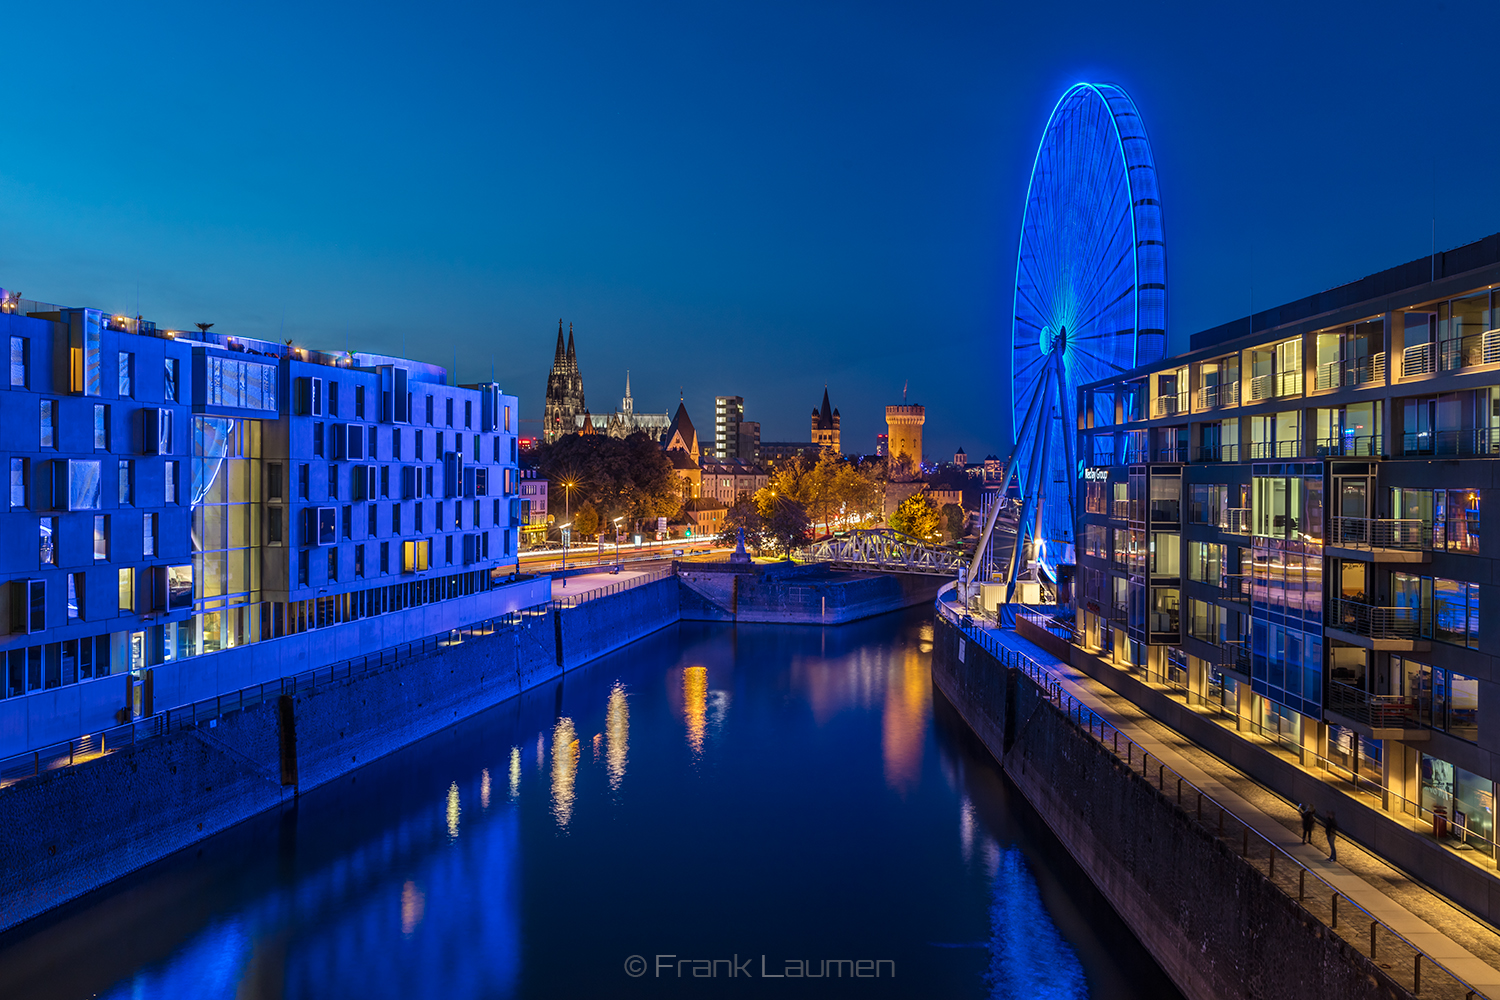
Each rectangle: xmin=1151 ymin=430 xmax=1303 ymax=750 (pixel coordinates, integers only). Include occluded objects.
xmin=118 ymin=568 xmax=134 ymax=612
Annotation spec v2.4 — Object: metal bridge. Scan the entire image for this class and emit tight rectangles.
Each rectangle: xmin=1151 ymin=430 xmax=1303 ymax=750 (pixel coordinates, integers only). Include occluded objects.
xmin=797 ymin=529 xmax=966 ymax=576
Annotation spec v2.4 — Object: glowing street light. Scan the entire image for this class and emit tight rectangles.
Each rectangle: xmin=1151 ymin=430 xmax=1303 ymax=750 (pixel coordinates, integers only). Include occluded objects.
xmin=559 ymin=522 xmax=572 ymax=588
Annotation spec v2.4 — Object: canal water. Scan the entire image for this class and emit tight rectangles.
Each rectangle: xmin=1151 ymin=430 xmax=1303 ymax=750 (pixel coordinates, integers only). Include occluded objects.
xmin=0 ymin=609 xmax=1181 ymax=999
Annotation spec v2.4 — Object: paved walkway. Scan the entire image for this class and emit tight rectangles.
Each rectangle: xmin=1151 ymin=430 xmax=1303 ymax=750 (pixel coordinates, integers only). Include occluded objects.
xmin=549 ymin=570 xmax=651 ymax=601
xmin=978 ymin=621 xmax=1500 ymax=994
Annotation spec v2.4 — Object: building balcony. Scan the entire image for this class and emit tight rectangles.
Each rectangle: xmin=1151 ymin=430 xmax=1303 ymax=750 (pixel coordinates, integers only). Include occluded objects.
xmin=1325 ymin=681 xmax=1430 ymax=740
xmin=1152 ymin=392 xmax=1189 ymax=418
xmin=1225 ymin=508 xmax=1252 ymax=535
xmin=1194 ymin=444 xmax=1241 ymax=462
xmin=1326 ymin=597 xmax=1428 ymax=649
xmin=1313 ymin=354 xmax=1386 ymax=391
xmin=1325 ymin=517 xmax=1431 ymax=563
xmin=1401 ymin=428 xmax=1500 ymax=457
xmin=1220 ymin=572 xmax=1250 ymax=603
xmin=1195 ymin=381 xmax=1239 ymax=410
xmin=1314 ymin=435 xmax=1382 ymax=458
xmin=1248 ymin=440 xmax=1303 ymax=459
xmin=1247 ymin=370 xmax=1301 ymax=402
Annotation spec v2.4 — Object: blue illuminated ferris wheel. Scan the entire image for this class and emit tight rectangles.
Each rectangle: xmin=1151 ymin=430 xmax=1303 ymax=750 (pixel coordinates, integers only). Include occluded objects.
xmin=1007 ymin=82 xmax=1166 ymax=586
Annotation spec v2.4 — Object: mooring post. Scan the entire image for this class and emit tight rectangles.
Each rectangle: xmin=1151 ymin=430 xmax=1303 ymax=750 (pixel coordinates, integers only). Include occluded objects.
xmin=1299 ymin=868 xmax=1305 ymax=902
xmin=1332 ymin=893 xmax=1339 ymax=929
xmin=1414 ymin=953 xmax=1421 ymax=994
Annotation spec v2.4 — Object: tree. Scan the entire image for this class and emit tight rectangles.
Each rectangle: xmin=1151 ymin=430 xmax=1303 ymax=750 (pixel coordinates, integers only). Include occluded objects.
xmin=891 ymin=492 xmax=940 ymax=541
xmin=534 ymin=431 xmax=682 ymax=529
xmin=717 ymin=495 xmax=766 ymax=553
xmin=761 ymin=494 xmax=811 ymax=558
xmin=888 ymin=452 xmax=918 ymax=483
xmin=573 ymin=502 xmax=599 ymax=538
xmin=940 ymin=502 xmax=966 ymax=541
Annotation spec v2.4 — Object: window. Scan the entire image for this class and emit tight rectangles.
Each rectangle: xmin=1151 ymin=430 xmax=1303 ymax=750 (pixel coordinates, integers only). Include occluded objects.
xmin=393 ymin=428 xmax=402 ymax=460
xmin=68 ymin=459 xmax=103 ymax=510
xmin=329 ymin=381 xmax=339 ymax=416
xmin=380 ymin=465 xmax=390 ymax=497
xmin=165 ymin=461 xmax=179 ymax=504
xmin=446 ymin=397 xmax=454 ymax=427
xmin=143 ymin=513 xmax=157 ymax=556
xmin=1187 ymin=541 xmax=1225 ymax=585
xmin=426 ymin=395 xmax=434 ymax=425
xmin=94 ymin=404 xmax=108 ymax=449
xmin=9 ymin=458 xmax=26 ymax=508
xmin=298 ymin=549 xmax=309 ymax=586
xmin=342 ymin=505 xmax=352 ymax=539
xmin=40 ymin=517 xmax=56 ymax=565
xmin=119 ymin=460 xmax=133 ymax=505
xmin=416 ymin=430 xmax=425 ymax=461
xmin=416 ymin=501 xmax=425 ymax=532
xmin=1397 ymin=656 xmax=1481 ymax=743
xmin=493 ymin=437 xmax=501 ymax=463
xmin=368 ymin=504 xmax=377 ymax=536
xmin=204 ymin=356 xmax=278 ymax=410
xmin=380 ymin=541 xmax=390 ymax=573
xmin=464 ymin=400 xmax=472 ymax=428
xmin=313 ymin=422 xmax=325 ymax=457
xmin=355 ymin=543 xmax=365 ymax=578
xmin=328 ymin=548 xmax=339 ymax=581
xmin=268 ymin=507 xmax=283 ymax=545
xmin=329 ymin=464 xmax=339 ymax=500
xmin=402 ymin=538 xmax=430 ymax=573
xmin=68 ymin=573 xmax=83 ymax=619
xmin=298 ymin=463 xmax=310 ymax=500
xmin=267 ymin=463 xmax=283 ymax=502
xmin=118 ymin=568 xmax=134 ymax=612
xmin=445 ymin=534 xmax=453 ymax=564
xmin=393 ymin=502 xmax=402 ymax=534
xmin=93 ymin=515 xmax=109 ymax=561
xmin=40 ymin=400 xmax=55 ymax=448
xmin=118 ymin=352 xmax=134 ymax=398
xmin=504 ymin=405 xmax=511 ymax=432
xmin=9 ymin=336 xmax=27 ymax=387
xmin=356 ymin=385 xmax=366 ymax=419
xmin=164 ymin=357 xmax=179 ymax=402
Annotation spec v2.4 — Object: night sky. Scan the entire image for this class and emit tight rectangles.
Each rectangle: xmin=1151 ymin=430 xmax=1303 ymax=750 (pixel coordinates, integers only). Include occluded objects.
xmin=2 ymin=1 xmax=1497 ymax=459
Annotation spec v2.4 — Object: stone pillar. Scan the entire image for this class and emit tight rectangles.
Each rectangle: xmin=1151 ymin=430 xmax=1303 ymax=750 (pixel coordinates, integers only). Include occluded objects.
xmin=1236 ymin=681 xmax=1253 ymax=734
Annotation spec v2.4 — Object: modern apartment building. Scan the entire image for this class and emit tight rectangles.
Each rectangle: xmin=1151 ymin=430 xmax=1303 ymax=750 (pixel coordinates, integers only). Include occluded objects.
xmin=0 ymin=299 xmax=536 ymax=757
xmin=1073 ymin=233 xmax=1500 ymax=856
xmin=714 ymin=396 xmax=744 ymax=460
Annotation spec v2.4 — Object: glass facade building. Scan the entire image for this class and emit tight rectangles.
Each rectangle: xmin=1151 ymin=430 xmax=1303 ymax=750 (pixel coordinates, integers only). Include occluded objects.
xmin=1073 ymin=234 xmax=1500 ymax=857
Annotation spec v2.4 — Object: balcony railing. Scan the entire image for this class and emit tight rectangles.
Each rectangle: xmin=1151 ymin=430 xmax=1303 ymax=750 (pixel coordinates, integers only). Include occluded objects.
xmin=1248 ymin=440 xmax=1303 ymax=459
xmin=1248 ymin=373 xmax=1276 ymax=401
xmin=1154 ymin=446 xmax=1187 ymax=463
xmin=1314 ymin=435 xmax=1382 ymax=458
xmin=1326 ymin=517 xmax=1431 ymax=551
xmin=1317 ymin=354 xmax=1387 ymax=390
xmin=1196 ymin=381 xmax=1239 ymax=410
xmin=1401 ymin=428 xmax=1500 ymax=457
xmin=1110 ymin=499 xmax=1131 ymax=520
xmin=1225 ymin=508 xmax=1252 ymax=535
xmin=1221 ymin=572 xmax=1251 ymax=602
xmin=1329 ymin=597 xmax=1424 ymax=639
xmin=1401 ymin=341 xmax=1435 ymax=378
xmin=1194 ymin=443 xmax=1241 ymax=462
xmin=1217 ymin=639 xmax=1250 ymax=671
xmin=1327 ymin=681 xmax=1413 ymax=730
xmin=1152 ymin=392 xmax=1189 ymax=418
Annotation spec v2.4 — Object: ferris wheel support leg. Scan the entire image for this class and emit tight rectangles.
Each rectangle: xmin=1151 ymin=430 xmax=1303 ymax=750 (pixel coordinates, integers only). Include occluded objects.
xmin=1053 ymin=350 xmax=1077 ymax=545
xmin=1006 ymin=364 xmax=1055 ymax=606
xmin=959 ymin=363 xmax=1052 ymax=605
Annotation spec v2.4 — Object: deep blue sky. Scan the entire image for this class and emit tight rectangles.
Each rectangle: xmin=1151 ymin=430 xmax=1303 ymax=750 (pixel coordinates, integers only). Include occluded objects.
xmin=3 ymin=1 xmax=1498 ymax=459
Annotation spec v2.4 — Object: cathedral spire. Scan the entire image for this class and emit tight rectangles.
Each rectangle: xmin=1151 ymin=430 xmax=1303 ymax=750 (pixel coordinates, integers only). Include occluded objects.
xmin=554 ymin=319 xmax=566 ymax=362
xmin=566 ymin=323 xmax=576 ymax=364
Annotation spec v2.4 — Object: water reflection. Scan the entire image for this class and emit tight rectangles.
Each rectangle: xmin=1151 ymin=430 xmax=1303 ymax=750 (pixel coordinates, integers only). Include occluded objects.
xmin=882 ymin=647 xmax=930 ymax=793
xmin=446 ymin=782 xmax=461 ymax=839
xmin=986 ymin=848 xmax=1088 ymax=998
xmin=683 ymin=665 xmax=707 ymax=754
xmin=508 ymin=746 xmax=521 ymax=800
xmin=480 ymin=768 xmax=491 ymax=810
xmin=401 ymin=881 xmax=425 ymax=935
xmin=606 ymin=681 xmax=629 ymax=791
xmin=550 ymin=718 xmax=579 ymax=829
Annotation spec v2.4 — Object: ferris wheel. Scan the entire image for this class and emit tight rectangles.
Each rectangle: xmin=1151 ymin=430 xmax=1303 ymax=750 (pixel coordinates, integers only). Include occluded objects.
xmin=968 ymin=82 xmax=1166 ymax=602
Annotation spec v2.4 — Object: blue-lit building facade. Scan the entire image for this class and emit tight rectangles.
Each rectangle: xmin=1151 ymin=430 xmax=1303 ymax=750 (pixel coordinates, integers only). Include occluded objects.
xmin=0 ymin=297 xmax=540 ymax=757
xmin=1074 ymin=235 xmax=1500 ymax=851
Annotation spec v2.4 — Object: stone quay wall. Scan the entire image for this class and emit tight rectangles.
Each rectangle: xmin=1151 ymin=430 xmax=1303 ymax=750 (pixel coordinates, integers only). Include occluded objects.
xmin=933 ymin=613 xmax=1416 ymax=1000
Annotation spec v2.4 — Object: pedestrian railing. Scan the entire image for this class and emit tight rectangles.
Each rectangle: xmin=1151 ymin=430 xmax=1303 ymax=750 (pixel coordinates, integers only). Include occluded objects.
xmin=0 ymin=602 xmax=558 ymax=791
xmin=549 ymin=565 xmax=676 ymax=608
xmin=935 ymin=588 xmax=1492 ymax=1000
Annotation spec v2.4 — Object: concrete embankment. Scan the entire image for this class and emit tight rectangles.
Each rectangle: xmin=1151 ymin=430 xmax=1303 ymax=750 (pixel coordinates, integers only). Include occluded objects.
xmin=0 ymin=575 xmax=682 ymax=934
xmin=933 ymin=612 xmax=1414 ymax=1000
xmin=677 ymin=561 xmax=943 ymax=623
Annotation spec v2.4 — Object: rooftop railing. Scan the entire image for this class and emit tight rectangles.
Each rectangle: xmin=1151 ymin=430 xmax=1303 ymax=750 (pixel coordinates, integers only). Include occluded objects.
xmin=1326 ymin=516 xmax=1430 ymax=551
xmin=934 ymin=590 xmax=1492 ymax=1000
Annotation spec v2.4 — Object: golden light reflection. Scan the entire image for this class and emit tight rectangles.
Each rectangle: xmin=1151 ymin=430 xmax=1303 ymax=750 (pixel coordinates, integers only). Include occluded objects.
xmin=551 ymin=717 xmax=580 ymax=829
xmin=446 ymin=781 xmax=461 ymax=839
xmin=401 ymin=880 xmax=425 ymax=935
xmin=480 ymin=768 xmax=491 ymax=810
xmin=592 ymin=733 xmax=602 ymax=761
xmin=683 ymin=666 xmax=708 ymax=755
xmin=606 ymin=681 xmax=629 ymax=791
xmin=882 ymin=647 xmax=930 ymax=794
xmin=509 ymin=746 xmax=521 ymax=800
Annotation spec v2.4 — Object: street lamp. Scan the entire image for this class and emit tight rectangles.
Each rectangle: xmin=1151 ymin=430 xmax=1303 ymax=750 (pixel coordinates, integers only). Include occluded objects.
xmin=613 ymin=516 xmax=624 ymax=569
xmin=559 ymin=522 xmax=572 ymax=588
xmin=560 ymin=480 xmax=578 ymax=521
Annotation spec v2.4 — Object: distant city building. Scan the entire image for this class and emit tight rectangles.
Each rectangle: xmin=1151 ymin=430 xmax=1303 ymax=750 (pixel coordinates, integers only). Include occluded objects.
xmin=683 ymin=497 xmax=728 ymax=537
xmin=811 ymin=387 xmax=841 ymax=453
xmin=760 ymin=441 xmax=819 ymax=469
xmin=715 ymin=396 xmax=744 ymax=459
xmin=542 ymin=320 xmax=586 ymax=444
xmin=886 ymin=402 xmax=925 ymax=465
xmin=662 ymin=399 xmax=702 ymax=501
xmin=698 ymin=457 xmax=769 ymax=504
xmin=519 ymin=467 xmax=549 ymax=544
xmin=876 ymin=433 xmax=888 ymax=458
xmin=576 ymin=371 xmax=670 ymax=439
xmin=982 ymin=454 xmax=1004 ymax=484
xmin=738 ymin=420 xmax=761 ymax=464
xmin=953 ymin=446 xmax=967 ymax=467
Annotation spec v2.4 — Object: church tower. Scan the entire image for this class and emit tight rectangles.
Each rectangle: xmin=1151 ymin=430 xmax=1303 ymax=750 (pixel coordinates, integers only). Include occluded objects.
xmin=811 ymin=386 xmax=841 ymax=454
xmin=543 ymin=320 xmax=587 ymax=444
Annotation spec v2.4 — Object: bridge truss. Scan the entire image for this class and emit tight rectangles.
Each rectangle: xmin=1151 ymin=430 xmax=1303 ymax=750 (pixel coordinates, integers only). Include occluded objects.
xmin=798 ymin=529 xmax=967 ymax=576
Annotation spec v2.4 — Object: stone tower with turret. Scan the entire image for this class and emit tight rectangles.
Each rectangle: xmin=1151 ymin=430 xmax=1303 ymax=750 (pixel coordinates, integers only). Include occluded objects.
xmin=885 ymin=402 xmax=925 ymax=467
xmin=543 ymin=320 xmax=587 ymax=444
xmin=811 ymin=387 xmax=841 ymax=453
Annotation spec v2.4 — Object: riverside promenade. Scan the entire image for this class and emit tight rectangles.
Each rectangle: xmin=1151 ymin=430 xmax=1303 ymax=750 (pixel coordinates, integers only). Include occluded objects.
xmin=943 ymin=589 xmax=1500 ymax=999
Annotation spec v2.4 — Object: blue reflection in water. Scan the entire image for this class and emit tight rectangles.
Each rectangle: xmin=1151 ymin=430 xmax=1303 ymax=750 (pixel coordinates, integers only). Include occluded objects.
xmin=985 ymin=845 xmax=1088 ymax=999
xmin=102 ymin=920 xmax=251 ymax=1000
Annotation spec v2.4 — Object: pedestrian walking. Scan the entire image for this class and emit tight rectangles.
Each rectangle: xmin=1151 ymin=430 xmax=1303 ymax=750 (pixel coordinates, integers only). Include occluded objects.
xmin=1299 ymin=804 xmax=1315 ymax=844
xmin=1326 ymin=809 xmax=1339 ymax=862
